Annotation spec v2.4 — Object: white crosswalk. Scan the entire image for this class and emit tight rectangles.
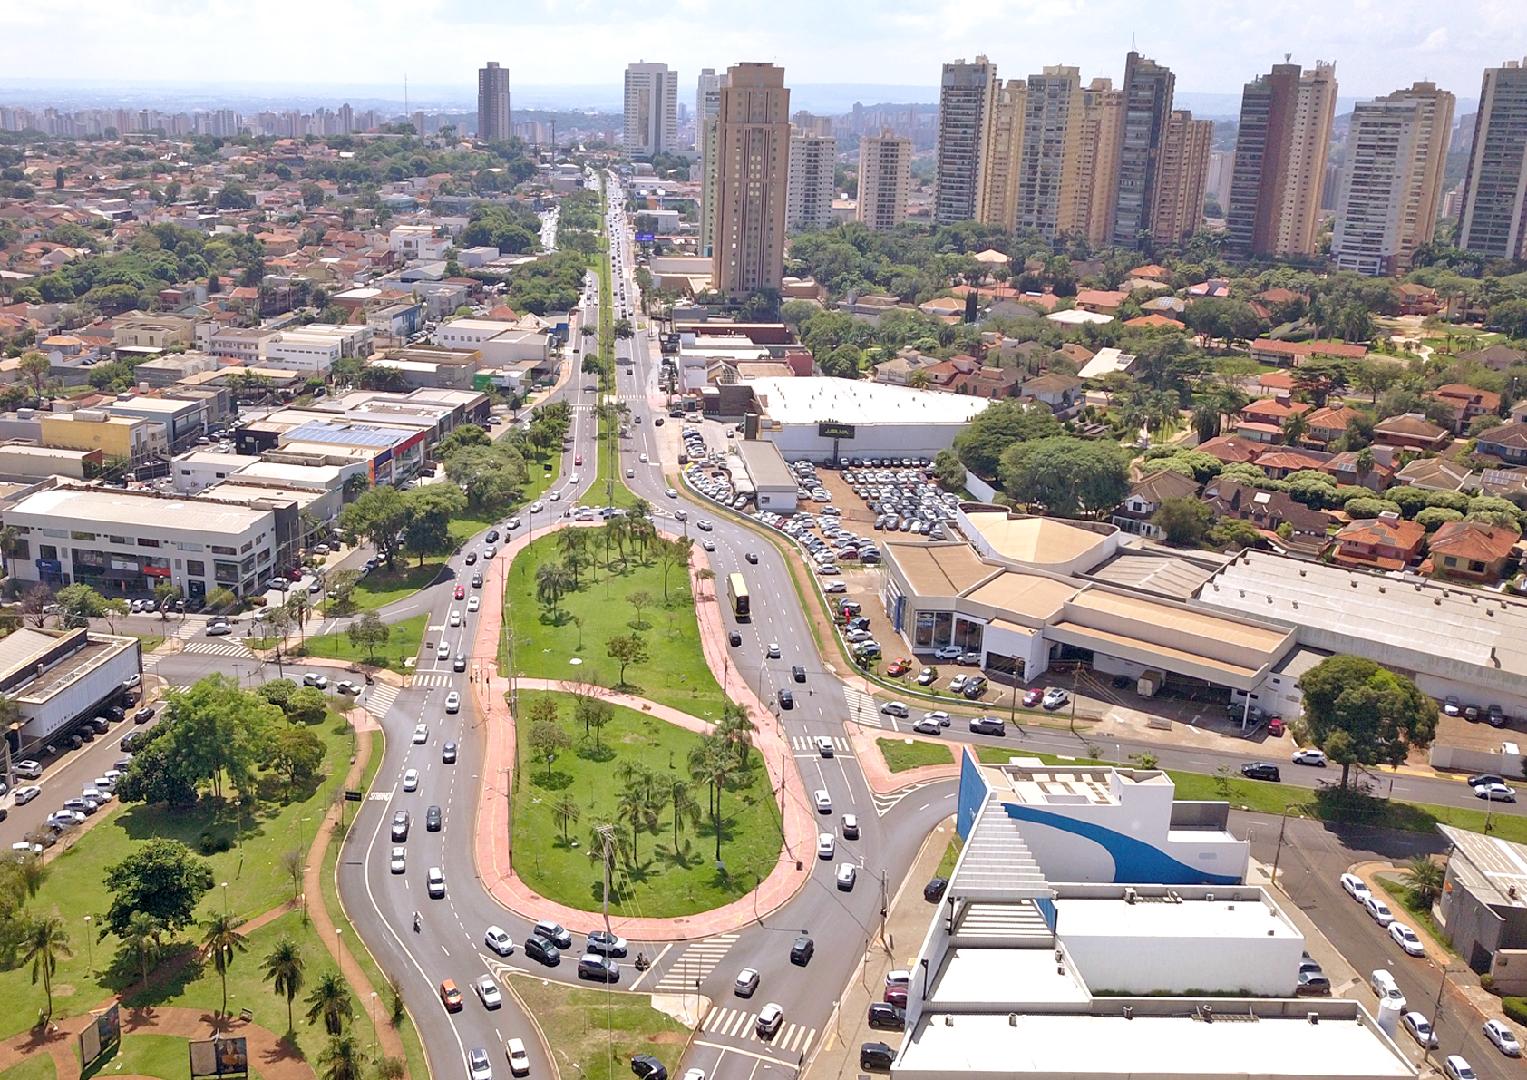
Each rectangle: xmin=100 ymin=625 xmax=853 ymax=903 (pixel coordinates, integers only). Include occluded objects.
xmin=843 ymin=687 xmax=882 ymax=728
xmin=142 ymin=653 xmax=162 ymax=672
xmin=701 ymin=1006 xmax=817 ymax=1055
xmin=412 ymin=672 xmax=454 ymax=688
xmin=650 ymin=932 xmax=739 ymax=992
xmin=365 ymin=683 xmax=400 ymax=719
xmin=182 ymin=640 xmax=253 ymax=658
xmin=789 ymin=735 xmax=853 ymax=754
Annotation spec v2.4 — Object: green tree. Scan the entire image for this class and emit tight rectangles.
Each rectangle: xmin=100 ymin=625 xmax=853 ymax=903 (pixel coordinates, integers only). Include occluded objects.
xmin=21 ymin=913 xmax=72 ymax=1021
xmin=1151 ymin=498 xmax=1213 ymax=547
xmin=119 ymin=911 xmax=163 ymax=989
xmin=606 ymin=633 xmax=649 ymax=686
xmin=103 ymin=837 xmax=215 ymax=938
xmin=320 ymin=1033 xmax=364 ymax=1080
xmin=153 ymin=581 xmax=183 ymax=618
xmin=933 ymin=448 xmax=966 ymax=491
xmin=339 ymin=487 xmax=409 ymax=568
xmin=688 ymin=736 xmax=734 ymax=862
xmin=1000 ymin=437 xmax=1130 ymax=518
xmin=262 ymin=937 xmax=306 ymax=1033
xmin=535 ymin=563 xmax=574 ymax=618
xmin=527 ymin=709 xmax=571 ymax=782
xmin=626 ymin=590 xmax=653 ymax=630
xmin=201 ymin=912 xmax=249 ymax=1017
xmin=305 ymin=969 xmax=354 ymax=1035
xmin=267 ymin=725 xmax=325 ymax=788
xmin=1401 ymin=855 xmax=1445 ymax=909
xmin=18 ymin=352 xmax=50 ymax=400
xmin=54 ymin=583 xmax=120 ymax=628
xmin=953 ymin=401 xmax=1063 ymax=479
xmin=1297 ymin=655 xmax=1437 ymax=789
xmin=552 ymin=795 xmax=581 ymax=842
xmin=346 ymin=611 xmax=390 ymax=662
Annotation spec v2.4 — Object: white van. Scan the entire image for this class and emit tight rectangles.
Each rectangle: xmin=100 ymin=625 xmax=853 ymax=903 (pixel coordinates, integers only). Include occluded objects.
xmin=1369 ymin=969 xmax=1407 ymax=1011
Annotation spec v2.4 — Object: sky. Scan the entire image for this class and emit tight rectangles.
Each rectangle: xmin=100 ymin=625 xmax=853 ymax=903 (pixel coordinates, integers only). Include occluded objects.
xmin=4 ymin=0 xmax=1521 ymax=102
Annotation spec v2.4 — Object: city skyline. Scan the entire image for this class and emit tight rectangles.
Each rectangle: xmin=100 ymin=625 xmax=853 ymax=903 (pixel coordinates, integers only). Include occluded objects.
xmin=0 ymin=0 xmax=1515 ymax=102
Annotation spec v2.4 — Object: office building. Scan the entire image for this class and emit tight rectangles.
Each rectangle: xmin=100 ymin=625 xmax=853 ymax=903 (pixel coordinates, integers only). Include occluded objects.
xmin=979 ymin=80 xmax=1027 ymax=229
xmin=624 ymin=61 xmax=678 ymax=157
xmin=1459 ymin=57 xmax=1527 ymax=260
xmin=935 ymin=56 xmax=999 ymax=224
xmin=786 ymin=129 xmax=836 ymax=232
xmin=1332 ymin=83 xmax=1455 ymax=275
xmin=695 ymin=68 xmax=722 ymax=150
xmin=1015 ymin=66 xmax=1082 ymax=239
xmin=1060 ymin=78 xmax=1124 ymax=246
xmin=1150 ymin=109 xmax=1213 ymax=247
xmin=477 ymin=61 xmax=511 ymax=142
xmin=857 ymin=129 xmax=912 ymax=231
xmin=710 ymin=63 xmax=791 ymax=295
xmin=1111 ymin=51 xmax=1176 ymax=247
xmin=699 ymin=69 xmax=728 ymax=257
xmin=1226 ymin=61 xmax=1337 ymax=258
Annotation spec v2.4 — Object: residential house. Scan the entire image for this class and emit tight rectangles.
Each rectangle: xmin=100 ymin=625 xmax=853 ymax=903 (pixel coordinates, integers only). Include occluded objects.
xmin=1187 ymin=278 xmax=1231 ymax=298
xmin=1018 ymin=372 xmax=1083 ymax=416
xmin=1330 ymin=513 xmax=1427 ymax=571
xmin=1057 ymin=342 xmax=1095 ymax=367
xmin=1426 ymin=384 xmax=1502 ymax=434
xmin=872 ymin=351 xmax=938 ymax=386
xmin=1251 ymin=447 xmax=1332 ymax=479
xmin=1302 ymin=403 xmax=1365 ymax=448
xmin=1394 ymin=456 xmax=1477 ymax=492
xmin=1240 ymin=398 xmax=1310 ymax=428
xmin=1372 ymin=412 xmax=1450 ymax=452
xmin=1323 ymin=450 xmax=1394 ymax=492
xmin=917 ymin=296 xmax=966 ymax=320
xmin=1196 ymin=434 xmax=1263 ymax=464
xmin=1395 ymin=283 xmax=1441 ymax=316
xmin=1074 ymin=288 xmax=1128 ymax=314
xmin=1249 ymin=339 xmax=1370 ymax=367
xmin=1200 ymin=478 xmax=1334 ymax=550
xmin=1458 ymin=344 xmax=1527 ymax=372
xmin=1475 ymin=421 xmax=1527 ymax=465
xmin=955 ymin=365 xmax=1024 ymax=400
xmin=1426 ymin=520 xmax=1518 ymax=584
xmin=1259 ymin=370 xmax=1295 ymax=402
xmin=1113 ymin=469 xmax=1201 ymax=538
xmin=1122 ymin=313 xmax=1182 ymax=329
xmin=1141 ymin=295 xmax=1186 ymax=317
xmin=1233 ymin=421 xmax=1285 ymax=445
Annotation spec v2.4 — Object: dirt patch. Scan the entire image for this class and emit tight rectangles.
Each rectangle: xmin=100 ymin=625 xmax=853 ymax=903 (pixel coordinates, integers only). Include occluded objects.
xmin=647 ymin=1032 xmax=689 ymax=1045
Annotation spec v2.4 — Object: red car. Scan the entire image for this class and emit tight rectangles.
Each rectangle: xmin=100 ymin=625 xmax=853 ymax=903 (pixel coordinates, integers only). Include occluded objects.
xmin=575 ymin=455 xmax=583 ymax=466
xmin=886 ymin=658 xmax=911 ymax=677
xmin=1268 ymin=716 xmax=1285 ymax=736
xmin=454 ymin=585 xmax=465 ymax=600
xmin=883 ymin=984 xmax=908 ymax=1008
xmin=1023 ymin=689 xmax=1043 ymax=708
xmin=439 ymin=979 xmax=463 ymax=1012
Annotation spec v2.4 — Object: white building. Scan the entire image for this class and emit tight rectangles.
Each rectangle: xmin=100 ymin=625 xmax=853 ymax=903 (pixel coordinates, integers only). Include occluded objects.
xmin=266 ymin=332 xmax=341 ymax=373
xmin=786 ymin=130 xmax=836 ymax=232
xmin=172 ymin=450 xmax=251 ymax=494
xmin=0 ymin=627 xmax=141 ymax=756
xmin=624 ymin=62 xmax=679 ymax=157
xmin=388 ymin=224 xmax=450 ymax=260
xmin=744 ymin=377 xmax=992 ymax=461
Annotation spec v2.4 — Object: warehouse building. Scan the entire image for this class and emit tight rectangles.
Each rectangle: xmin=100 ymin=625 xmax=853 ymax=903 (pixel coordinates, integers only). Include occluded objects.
xmin=732 ymin=439 xmax=798 ymax=512
xmin=743 ymin=377 xmax=991 ymax=461
xmin=0 ymin=627 xmax=142 ymax=757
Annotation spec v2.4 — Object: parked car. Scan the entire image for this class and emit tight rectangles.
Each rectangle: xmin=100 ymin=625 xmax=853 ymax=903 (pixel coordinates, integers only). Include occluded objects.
xmin=1483 ymin=1018 xmax=1522 ymax=1057
xmin=1389 ymin=922 xmax=1426 ymax=957
xmin=631 ymin=1056 xmax=667 ymax=1080
xmin=1340 ymin=873 xmax=1370 ymax=903
xmin=1239 ymin=762 xmax=1281 ymax=782
xmin=867 ymin=1002 xmax=905 ymax=1030
xmin=1296 ymin=970 xmax=1331 ymax=996
xmin=859 ymin=1043 xmax=895 ymax=1072
xmin=1442 ymin=1055 xmax=1476 ymax=1080
xmin=1041 ymin=687 xmax=1068 ymax=710
xmin=924 ymin=877 xmax=949 ymax=903
xmin=1401 ymin=1011 xmax=1439 ymax=1049
xmin=1364 ymin=894 xmax=1396 ymax=927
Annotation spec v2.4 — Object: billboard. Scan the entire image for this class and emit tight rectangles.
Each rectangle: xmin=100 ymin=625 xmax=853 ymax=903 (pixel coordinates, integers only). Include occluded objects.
xmin=817 ymin=421 xmax=856 ymax=440
xmin=189 ymin=1037 xmax=250 ymax=1079
xmin=635 ymin=232 xmax=655 ymax=243
xmin=79 ymin=1004 xmax=121 ymax=1067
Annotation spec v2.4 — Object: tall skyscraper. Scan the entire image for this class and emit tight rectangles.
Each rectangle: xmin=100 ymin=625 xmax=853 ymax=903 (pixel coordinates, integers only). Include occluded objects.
xmin=697 ymin=69 xmax=726 ymax=256
xmin=711 ymin=63 xmax=791 ymax=295
xmin=1150 ymin=110 xmax=1213 ymax=247
xmin=1459 ymin=57 xmax=1527 ymax=260
xmin=787 ymin=129 xmax=837 ymax=232
xmin=1015 ymin=66 xmax=1082 ymax=239
xmin=477 ymin=62 xmax=511 ymax=142
xmin=1225 ymin=60 xmax=1337 ymax=259
xmin=624 ymin=62 xmax=678 ymax=157
xmin=857 ymin=129 xmax=912 ymax=231
xmin=1060 ymin=78 xmax=1124 ymax=246
xmin=979 ymin=80 xmax=1027 ymax=229
xmin=1111 ymin=51 xmax=1176 ymax=247
xmin=1332 ymin=82 xmax=1456 ymax=275
xmin=934 ymin=56 xmax=998 ymax=224
xmin=1206 ymin=149 xmax=1235 ymax=215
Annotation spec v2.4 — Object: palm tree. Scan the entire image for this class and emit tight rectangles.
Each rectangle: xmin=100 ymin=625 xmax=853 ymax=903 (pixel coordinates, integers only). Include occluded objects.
xmin=616 ymin=788 xmax=650 ymax=864
xmin=305 ymin=969 xmax=354 ymax=1035
xmin=1282 ymin=410 xmax=1311 ymax=447
xmin=557 ymin=528 xmax=588 ymax=587
xmin=716 ymin=705 xmax=757 ymax=768
xmin=688 ymin=737 xmax=734 ymax=862
xmin=552 ymin=795 xmax=581 ymax=843
xmin=534 ymin=563 xmax=573 ymax=618
xmin=22 ymin=914 xmax=72 ymax=1020
xmin=319 ymin=1033 xmax=364 ymax=1080
xmin=12 ymin=852 xmax=48 ymax=900
xmin=201 ymin=913 xmax=248 ymax=1017
xmin=262 ymin=937 xmax=306 ymax=1033
xmin=1402 ymin=856 xmax=1445 ymax=909
xmin=668 ymin=779 xmax=700 ymax=852
xmin=121 ymin=911 xmax=163 ymax=989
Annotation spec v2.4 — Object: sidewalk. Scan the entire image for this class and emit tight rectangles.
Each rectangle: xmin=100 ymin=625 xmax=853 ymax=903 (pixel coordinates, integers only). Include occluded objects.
xmin=804 ymin=818 xmax=953 ymax=1080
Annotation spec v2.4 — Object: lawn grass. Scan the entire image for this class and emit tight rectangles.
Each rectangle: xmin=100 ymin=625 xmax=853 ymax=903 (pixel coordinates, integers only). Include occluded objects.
xmin=503 ymin=530 xmax=728 ymax=722
xmin=348 ymin=562 xmax=447 ymax=612
xmin=512 ymin=692 xmax=779 ymax=917
xmin=133 ymin=634 xmax=165 ymax=653
xmin=509 ymin=972 xmax=691 ymax=1080
xmin=0 ymin=713 xmax=355 ymax=1040
xmin=1374 ymin=874 xmax=1459 ymax=960
xmin=935 ymin=832 xmax=964 ymax=880
xmin=0 ymin=1053 xmax=56 ymax=1080
xmin=877 ymin=737 xmax=954 ymax=773
xmin=83 ymin=1034 xmax=193 ymax=1080
xmin=579 ymin=412 xmax=638 ymax=510
xmin=300 ymin=613 xmax=428 ymax=673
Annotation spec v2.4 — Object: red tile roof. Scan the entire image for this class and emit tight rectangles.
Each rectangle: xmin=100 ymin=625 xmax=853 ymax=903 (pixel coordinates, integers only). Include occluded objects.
xmin=1428 ymin=519 xmax=1518 ymax=562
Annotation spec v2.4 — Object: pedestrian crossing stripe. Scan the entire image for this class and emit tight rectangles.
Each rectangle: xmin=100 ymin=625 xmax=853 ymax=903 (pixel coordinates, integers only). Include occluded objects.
xmin=789 ymin=735 xmax=853 ymax=753
xmin=650 ymin=931 xmax=739 ymax=991
xmin=700 ymin=1006 xmax=816 ymax=1054
xmin=843 ymin=687 xmax=880 ymax=727
xmin=182 ymin=640 xmax=253 ymax=658
xmin=141 ymin=654 xmax=162 ymax=671
xmin=412 ymin=673 xmax=453 ymax=688
xmin=365 ymin=683 xmax=400 ymax=719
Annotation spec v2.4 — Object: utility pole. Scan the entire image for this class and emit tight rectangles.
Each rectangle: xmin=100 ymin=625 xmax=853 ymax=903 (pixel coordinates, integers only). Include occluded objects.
xmin=1270 ymin=806 xmax=1290 ymax=890
xmin=1426 ymin=966 xmax=1455 ymax=1069
xmin=879 ymin=867 xmax=889 ymax=949
xmin=597 ymin=824 xmax=617 ymax=1080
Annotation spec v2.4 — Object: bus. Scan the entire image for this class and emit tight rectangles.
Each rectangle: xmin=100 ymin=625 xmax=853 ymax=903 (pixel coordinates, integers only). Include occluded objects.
xmin=726 ymin=573 xmax=751 ymax=621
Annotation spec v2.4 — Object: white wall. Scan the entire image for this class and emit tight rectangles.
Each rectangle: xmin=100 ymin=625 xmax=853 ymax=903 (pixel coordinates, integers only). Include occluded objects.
xmin=19 ymin=641 xmax=141 ymax=744
xmin=763 ymin=422 xmax=968 ymax=463
xmin=1058 ymin=920 xmax=1300 ymax=996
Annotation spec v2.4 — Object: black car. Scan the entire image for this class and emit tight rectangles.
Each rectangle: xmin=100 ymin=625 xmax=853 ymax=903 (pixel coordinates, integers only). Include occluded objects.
xmin=442 ymin=742 xmax=457 ymax=764
xmin=486 ymin=529 xmax=500 ymax=544
xmin=867 ymin=1003 xmax=906 ymax=1031
xmin=426 ymin=805 xmax=443 ymax=831
xmin=453 ymin=655 xmax=467 ymax=672
xmin=792 ymin=665 xmax=806 ymax=683
xmin=390 ymin=810 xmax=410 ymax=842
xmin=631 ymin=1055 xmax=667 ymax=1080
xmin=778 ymin=689 xmax=794 ymax=710
xmin=1240 ymin=762 xmax=1281 ymax=782
xmin=132 ymin=707 xmax=154 ymax=724
xmin=790 ymin=935 xmax=814 ymax=965
xmin=745 ymin=552 xmax=758 ymax=564
xmin=121 ymin=730 xmax=145 ymax=751
xmin=924 ymin=877 xmax=949 ymax=903
xmin=471 ymin=572 xmax=484 ymax=588
xmin=523 ymin=935 xmax=560 ymax=966
xmin=728 ymin=631 xmax=742 ymax=647
xmin=860 ymin=1043 xmax=895 ymax=1072
xmin=464 ymin=551 xmax=477 ymax=565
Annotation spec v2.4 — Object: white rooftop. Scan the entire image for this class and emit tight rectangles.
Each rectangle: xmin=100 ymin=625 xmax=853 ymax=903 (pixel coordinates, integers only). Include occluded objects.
xmin=1056 ymin=895 xmax=1300 ymax=941
xmin=9 ymin=485 xmax=269 ymax=534
xmin=926 ymin=948 xmax=1090 ymax=1009
xmin=1047 ymin=308 xmax=1115 ymax=326
xmin=746 ymin=376 xmax=991 ymax=427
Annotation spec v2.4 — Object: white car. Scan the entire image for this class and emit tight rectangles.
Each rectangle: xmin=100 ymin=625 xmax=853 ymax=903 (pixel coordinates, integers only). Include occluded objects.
xmin=445 ymin=692 xmax=461 ymax=714
xmin=468 ymin=596 xmax=481 ymax=612
xmin=817 ymin=832 xmax=834 ymax=860
xmin=1388 ymin=921 xmax=1426 ymax=957
xmin=484 ymin=926 xmax=514 ymax=957
xmin=412 ymin=724 xmax=428 ymax=744
xmin=1401 ymin=1011 xmax=1438 ymax=1049
xmin=1340 ymin=873 xmax=1370 ymax=903
xmin=836 ymin=862 xmax=857 ymax=890
xmin=475 ymin=974 xmax=503 ymax=1009
xmin=1364 ymin=894 xmax=1395 ymax=927
xmin=505 ymin=1039 xmax=531 ymax=1077
xmin=468 ymin=1047 xmax=493 ymax=1080
xmin=766 ymin=643 xmax=781 ymax=659
xmin=1442 ymin=1055 xmax=1476 ymax=1080
xmin=402 ymin=769 xmax=419 ymax=792
xmin=303 ymin=672 xmax=328 ymax=689
xmin=427 ymin=867 xmax=445 ymax=899
xmin=450 ymin=610 xmax=462 ymax=627
xmin=1474 ymin=781 xmax=1517 ymax=802
xmin=934 ymin=645 xmax=962 ymax=660
xmin=13 ymin=785 xmax=42 ymax=805
xmin=390 ymin=847 xmax=406 ymax=874
xmin=1291 ymin=747 xmax=1327 ymax=766
xmin=813 ymin=789 xmax=832 ymax=814
xmin=1484 ymin=1018 xmax=1522 ymax=1056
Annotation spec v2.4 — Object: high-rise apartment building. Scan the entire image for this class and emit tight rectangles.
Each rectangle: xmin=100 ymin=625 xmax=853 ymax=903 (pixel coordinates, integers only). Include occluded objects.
xmin=1111 ymin=51 xmax=1176 ymax=247
xmin=1015 ymin=66 xmax=1082 ymax=239
xmin=857 ymin=129 xmax=912 ymax=231
xmin=711 ymin=63 xmax=791 ymax=295
xmin=1060 ymin=78 xmax=1125 ymax=246
xmin=979 ymin=80 xmax=1028 ymax=229
xmin=1332 ymin=82 xmax=1456 ymax=275
xmin=477 ymin=62 xmax=511 ymax=142
xmin=787 ymin=129 xmax=837 ymax=232
xmin=934 ymin=56 xmax=999 ymax=224
xmin=695 ymin=69 xmax=722 ymax=150
xmin=624 ymin=62 xmax=678 ymax=157
xmin=1150 ymin=110 xmax=1213 ymax=247
xmin=1459 ymin=57 xmax=1527 ymax=260
xmin=1226 ymin=61 xmax=1337 ymax=259
xmin=1206 ymin=149 xmax=1235 ymax=215
xmin=698 ymin=69 xmax=727 ymax=256
xmin=792 ymin=111 xmax=833 ymax=137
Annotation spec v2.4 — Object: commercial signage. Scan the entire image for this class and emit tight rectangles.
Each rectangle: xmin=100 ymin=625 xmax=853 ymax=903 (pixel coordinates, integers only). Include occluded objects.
xmin=635 ymin=232 xmax=655 ymax=243
xmin=818 ymin=421 xmax=856 ymax=440
xmin=79 ymin=1004 xmax=121 ymax=1067
xmin=189 ymin=1037 xmax=249 ymax=1079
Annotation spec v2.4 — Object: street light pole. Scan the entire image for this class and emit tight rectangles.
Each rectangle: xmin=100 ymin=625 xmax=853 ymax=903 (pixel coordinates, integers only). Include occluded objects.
xmin=83 ymin=915 xmax=94 ymax=974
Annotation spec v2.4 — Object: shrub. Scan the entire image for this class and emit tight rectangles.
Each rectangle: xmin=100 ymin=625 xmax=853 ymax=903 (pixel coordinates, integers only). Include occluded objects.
xmin=1503 ymin=996 xmax=1527 ymax=1025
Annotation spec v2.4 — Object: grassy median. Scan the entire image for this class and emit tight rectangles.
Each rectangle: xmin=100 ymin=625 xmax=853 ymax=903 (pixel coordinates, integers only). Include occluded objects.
xmin=877 ymin=737 xmax=955 ymax=773
xmin=510 ymin=973 xmax=690 ymax=1080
